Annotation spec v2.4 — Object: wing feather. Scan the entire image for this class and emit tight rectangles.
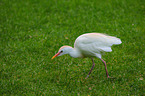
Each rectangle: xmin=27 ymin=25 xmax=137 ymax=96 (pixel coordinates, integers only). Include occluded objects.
xmin=74 ymin=33 xmax=121 ymax=57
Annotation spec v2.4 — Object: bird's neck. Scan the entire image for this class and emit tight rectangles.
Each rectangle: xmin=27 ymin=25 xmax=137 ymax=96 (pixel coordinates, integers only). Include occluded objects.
xmin=68 ymin=47 xmax=82 ymax=58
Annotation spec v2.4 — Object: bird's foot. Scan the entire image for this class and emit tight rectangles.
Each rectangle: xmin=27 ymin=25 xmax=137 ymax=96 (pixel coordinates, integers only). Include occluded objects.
xmin=85 ymin=75 xmax=89 ymax=79
xmin=107 ymin=76 xmax=114 ymax=79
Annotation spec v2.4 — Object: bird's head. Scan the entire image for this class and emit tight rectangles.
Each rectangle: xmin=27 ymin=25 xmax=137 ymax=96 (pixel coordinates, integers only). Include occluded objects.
xmin=51 ymin=46 xmax=73 ymax=59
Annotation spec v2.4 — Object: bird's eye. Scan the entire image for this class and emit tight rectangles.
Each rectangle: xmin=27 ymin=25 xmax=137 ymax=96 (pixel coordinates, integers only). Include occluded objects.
xmin=60 ymin=50 xmax=63 ymax=53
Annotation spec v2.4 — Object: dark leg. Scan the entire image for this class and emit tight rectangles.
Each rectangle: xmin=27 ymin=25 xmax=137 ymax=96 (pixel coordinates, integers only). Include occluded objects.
xmin=85 ymin=58 xmax=95 ymax=79
xmin=101 ymin=58 xmax=110 ymax=78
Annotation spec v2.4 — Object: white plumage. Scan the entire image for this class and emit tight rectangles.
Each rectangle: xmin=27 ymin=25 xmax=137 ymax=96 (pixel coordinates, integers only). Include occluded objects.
xmin=74 ymin=33 xmax=122 ymax=58
xmin=52 ymin=33 xmax=122 ymax=78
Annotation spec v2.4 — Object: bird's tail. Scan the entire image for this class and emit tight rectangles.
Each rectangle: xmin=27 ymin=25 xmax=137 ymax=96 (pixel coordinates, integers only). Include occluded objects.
xmin=112 ymin=37 xmax=122 ymax=45
xmin=107 ymin=36 xmax=122 ymax=45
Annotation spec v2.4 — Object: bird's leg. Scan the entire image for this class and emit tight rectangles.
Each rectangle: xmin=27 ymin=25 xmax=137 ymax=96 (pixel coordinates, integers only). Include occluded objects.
xmin=85 ymin=58 xmax=95 ymax=79
xmin=101 ymin=58 xmax=110 ymax=78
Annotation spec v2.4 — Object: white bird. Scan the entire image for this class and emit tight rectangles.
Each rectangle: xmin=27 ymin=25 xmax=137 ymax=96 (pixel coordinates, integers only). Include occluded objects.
xmin=52 ymin=33 xmax=122 ymax=79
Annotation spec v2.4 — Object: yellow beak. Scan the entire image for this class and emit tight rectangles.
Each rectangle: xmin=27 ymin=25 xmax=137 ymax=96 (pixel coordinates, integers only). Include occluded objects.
xmin=51 ymin=52 xmax=61 ymax=59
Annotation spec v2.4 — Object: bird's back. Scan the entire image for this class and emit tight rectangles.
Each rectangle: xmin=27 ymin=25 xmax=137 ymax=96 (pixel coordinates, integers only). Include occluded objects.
xmin=74 ymin=33 xmax=122 ymax=58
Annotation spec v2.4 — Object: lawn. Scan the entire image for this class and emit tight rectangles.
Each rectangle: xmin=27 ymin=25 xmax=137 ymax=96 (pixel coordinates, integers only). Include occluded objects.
xmin=0 ymin=0 xmax=144 ymax=95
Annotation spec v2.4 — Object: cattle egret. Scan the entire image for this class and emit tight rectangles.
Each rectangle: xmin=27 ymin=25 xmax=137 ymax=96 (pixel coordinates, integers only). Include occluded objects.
xmin=52 ymin=33 xmax=122 ymax=79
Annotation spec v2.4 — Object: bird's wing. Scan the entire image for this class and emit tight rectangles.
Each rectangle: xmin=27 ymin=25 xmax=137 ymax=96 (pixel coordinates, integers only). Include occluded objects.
xmin=74 ymin=33 xmax=121 ymax=56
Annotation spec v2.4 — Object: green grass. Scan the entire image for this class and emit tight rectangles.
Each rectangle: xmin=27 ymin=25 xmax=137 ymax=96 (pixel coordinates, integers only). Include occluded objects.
xmin=0 ymin=0 xmax=144 ymax=95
